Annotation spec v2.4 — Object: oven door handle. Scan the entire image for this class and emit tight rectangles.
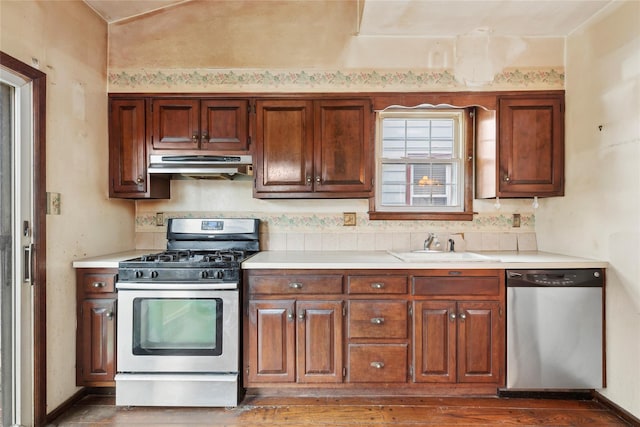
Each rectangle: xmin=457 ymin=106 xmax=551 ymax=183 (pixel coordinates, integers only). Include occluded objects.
xmin=115 ymin=282 xmax=238 ymax=291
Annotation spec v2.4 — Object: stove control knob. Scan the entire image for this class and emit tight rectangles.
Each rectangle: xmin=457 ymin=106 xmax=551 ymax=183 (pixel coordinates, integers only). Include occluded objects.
xmin=135 ymin=270 xmax=143 ymax=279
xmin=200 ymin=270 xmax=209 ymax=279
xmin=215 ymin=270 xmax=224 ymax=279
xmin=150 ymin=271 xmax=158 ymax=279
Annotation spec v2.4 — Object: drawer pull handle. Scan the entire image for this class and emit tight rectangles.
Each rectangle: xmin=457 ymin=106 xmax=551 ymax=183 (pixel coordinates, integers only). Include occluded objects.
xmin=370 ymin=361 xmax=384 ymax=369
xmin=370 ymin=282 xmax=385 ymax=289
xmin=370 ymin=317 xmax=385 ymax=325
xmin=92 ymin=282 xmax=106 ymax=288
xmin=288 ymin=282 xmax=303 ymax=289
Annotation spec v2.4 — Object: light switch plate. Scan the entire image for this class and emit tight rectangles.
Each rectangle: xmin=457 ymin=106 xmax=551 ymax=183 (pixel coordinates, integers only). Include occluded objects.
xmin=343 ymin=212 xmax=356 ymax=226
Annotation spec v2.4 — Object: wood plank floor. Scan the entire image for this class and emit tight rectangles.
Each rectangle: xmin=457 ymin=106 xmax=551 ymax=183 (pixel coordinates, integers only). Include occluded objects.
xmin=48 ymin=394 xmax=632 ymax=426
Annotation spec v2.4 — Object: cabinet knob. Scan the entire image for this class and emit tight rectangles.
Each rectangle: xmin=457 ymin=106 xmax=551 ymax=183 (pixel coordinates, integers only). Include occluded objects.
xmin=449 ymin=312 xmax=457 ymax=322
xmin=92 ymin=281 xmax=106 ymax=288
xmin=288 ymin=282 xmax=303 ymax=289
xmin=287 ymin=311 xmax=294 ymax=320
xmin=192 ymin=133 xmax=198 ymax=141
xmin=106 ymin=311 xmax=114 ymax=319
xmin=504 ymin=175 xmax=511 ymax=182
xmin=298 ymin=310 xmax=306 ymax=320
xmin=315 ymin=176 xmax=321 ymax=183
xmin=459 ymin=313 xmax=467 ymax=320
xmin=370 ymin=282 xmax=385 ymax=289
xmin=370 ymin=317 xmax=385 ymax=325
xmin=201 ymin=133 xmax=209 ymax=143
xmin=136 ymin=176 xmax=145 ymax=184
xmin=370 ymin=361 xmax=384 ymax=369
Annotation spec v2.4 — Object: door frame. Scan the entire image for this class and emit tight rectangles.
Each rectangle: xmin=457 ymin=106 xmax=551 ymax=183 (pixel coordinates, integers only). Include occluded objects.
xmin=0 ymin=51 xmax=47 ymax=427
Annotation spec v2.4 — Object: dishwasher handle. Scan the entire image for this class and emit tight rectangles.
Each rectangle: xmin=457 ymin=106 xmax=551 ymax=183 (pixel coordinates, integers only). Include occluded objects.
xmin=506 ymin=269 xmax=604 ymax=287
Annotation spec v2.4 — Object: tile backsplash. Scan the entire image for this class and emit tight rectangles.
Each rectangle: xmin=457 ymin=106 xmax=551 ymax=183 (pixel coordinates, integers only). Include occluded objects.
xmin=135 ymin=211 xmax=536 ymax=252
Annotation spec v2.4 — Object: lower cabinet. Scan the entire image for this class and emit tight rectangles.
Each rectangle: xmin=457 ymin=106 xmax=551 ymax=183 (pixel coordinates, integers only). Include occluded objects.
xmin=244 ymin=269 xmax=505 ymax=394
xmin=246 ymin=298 xmax=344 ymax=384
xmin=75 ymin=268 xmax=117 ymax=386
xmin=413 ymin=300 xmax=502 ymax=383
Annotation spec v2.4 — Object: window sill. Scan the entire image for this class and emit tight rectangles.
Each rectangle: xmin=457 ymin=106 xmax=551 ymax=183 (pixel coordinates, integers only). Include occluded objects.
xmin=368 ymin=211 xmax=475 ymax=221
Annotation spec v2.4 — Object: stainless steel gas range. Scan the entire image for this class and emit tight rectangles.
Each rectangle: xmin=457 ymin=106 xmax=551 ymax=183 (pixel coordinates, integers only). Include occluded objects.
xmin=115 ymin=218 xmax=259 ymax=407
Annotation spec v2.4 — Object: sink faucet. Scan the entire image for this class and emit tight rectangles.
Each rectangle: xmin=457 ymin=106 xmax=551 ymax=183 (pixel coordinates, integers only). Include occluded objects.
xmin=423 ymin=233 xmax=441 ymax=251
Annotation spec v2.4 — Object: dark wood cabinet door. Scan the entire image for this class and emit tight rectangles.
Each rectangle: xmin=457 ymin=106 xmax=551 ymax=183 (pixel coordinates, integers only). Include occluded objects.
xmin=78 ymin=299 xmax=116 ymax=385
xmin=314 ymin=100 xmax=373 ymax=194
xmin=296 ymin=300 xmax=343 ymax=383
xmin=201 ymin=99 xmax=249 ymax=151
xmin=151 ymin=99 xmax=200 ymax=150
xmin=109 ymin=99 xmax=148 ymax=196
xmin=247 ymin=300 xmax=296 ymax=383
xmin=254 ymin=99 xmax=314 ymax=193
xmin=498 ymin=95 xmax=564 ymax=196
xmin=413 ymin=300 xmax=456 ymax=383
xmin=456 ymin=301 xmax=503 ymax=383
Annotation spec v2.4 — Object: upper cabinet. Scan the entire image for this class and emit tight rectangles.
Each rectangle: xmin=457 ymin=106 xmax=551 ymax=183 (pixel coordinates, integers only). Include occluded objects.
xmin=476 ymin=92 xmax=565 ymax=198
xmin=151 ymin=98 xmax=250 ymax=152
xmin=254 ymin=98 xmax=373 ymax=198
xmin=108 ymin=98 xmax=170 ymax=199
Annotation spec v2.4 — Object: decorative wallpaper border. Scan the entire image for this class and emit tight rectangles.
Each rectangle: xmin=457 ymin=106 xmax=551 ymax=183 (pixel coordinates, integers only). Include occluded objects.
xmin=136 ymin=211 xmax=535 ymax=233
xmin=109 ymin=67 xmax=564 ymax=92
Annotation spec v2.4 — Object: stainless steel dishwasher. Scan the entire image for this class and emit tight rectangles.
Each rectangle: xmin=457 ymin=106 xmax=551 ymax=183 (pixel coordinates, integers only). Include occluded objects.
xmin=505 ymin=269 xmax=604 ymax=390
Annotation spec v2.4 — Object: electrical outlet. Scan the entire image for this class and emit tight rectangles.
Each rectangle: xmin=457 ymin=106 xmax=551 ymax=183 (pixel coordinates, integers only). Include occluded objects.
xmin=512 ymin=213 xmax=521 ymax=228
xmin=155 ymin=212 xmax=164 ymax=227
xmin=343 ymin=212 xmax=356 ymax=226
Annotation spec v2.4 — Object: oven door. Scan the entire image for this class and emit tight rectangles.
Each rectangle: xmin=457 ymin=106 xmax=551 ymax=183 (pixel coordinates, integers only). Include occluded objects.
xmin=117 ymin=288 xmax=239 ymax=373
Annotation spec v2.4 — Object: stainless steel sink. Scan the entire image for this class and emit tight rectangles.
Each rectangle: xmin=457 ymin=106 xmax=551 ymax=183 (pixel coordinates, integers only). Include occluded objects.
xmin=388 ymin=250 xmax=499 ymax=262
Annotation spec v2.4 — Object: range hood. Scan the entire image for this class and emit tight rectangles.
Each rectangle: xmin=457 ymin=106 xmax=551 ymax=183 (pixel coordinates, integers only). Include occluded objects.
xmin=148 ymin=154 xmax=253 ymax=179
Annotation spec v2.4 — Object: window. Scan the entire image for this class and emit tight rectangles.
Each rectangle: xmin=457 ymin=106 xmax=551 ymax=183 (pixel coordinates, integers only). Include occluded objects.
xmin=370 ymin=108 xmax=474 ymax=220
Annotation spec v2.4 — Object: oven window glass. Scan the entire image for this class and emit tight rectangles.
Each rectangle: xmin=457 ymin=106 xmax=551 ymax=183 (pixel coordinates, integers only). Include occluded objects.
xmin=132 ymin=298 xmax=223 ymax=356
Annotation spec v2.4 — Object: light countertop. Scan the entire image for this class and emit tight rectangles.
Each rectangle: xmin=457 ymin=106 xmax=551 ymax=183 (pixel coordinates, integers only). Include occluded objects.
xmin=72 ymin=249 xmax=607 ymax=270
xmin=242 ymin=250 xmax=608 ymax=270
xmin=72 ymin=250 xmax=154 ymax=269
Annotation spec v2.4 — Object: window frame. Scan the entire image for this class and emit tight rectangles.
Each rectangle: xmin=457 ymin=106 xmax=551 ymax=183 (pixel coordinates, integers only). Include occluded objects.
xmin=369 ymin=107 xmax=474 ymax=221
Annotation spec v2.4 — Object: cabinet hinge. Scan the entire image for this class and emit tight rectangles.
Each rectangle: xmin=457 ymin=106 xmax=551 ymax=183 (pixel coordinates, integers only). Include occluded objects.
xmin=408 ymin=305 xmax=413 ymax=317
xmin=499 ymin=306 xmax=503 ymax=318
xmin=342 ymin=367 xmax=346 ymax=377
xmin=342 ymin=304 xmax=347 ymax=317
xmin=248 ymin=135 xmax=252 ymax=147
xmin=409 ymin=365 xmax=413 ymax=378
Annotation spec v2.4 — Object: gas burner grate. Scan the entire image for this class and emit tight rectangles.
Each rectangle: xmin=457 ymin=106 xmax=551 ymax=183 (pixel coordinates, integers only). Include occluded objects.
xmin=135 ymin=249 xmax=248 ymax=265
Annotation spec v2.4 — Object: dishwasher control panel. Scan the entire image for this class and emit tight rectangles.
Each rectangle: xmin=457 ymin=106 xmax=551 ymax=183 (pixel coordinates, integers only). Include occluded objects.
xmin=506 ymin=269 xmax=604 ymax=287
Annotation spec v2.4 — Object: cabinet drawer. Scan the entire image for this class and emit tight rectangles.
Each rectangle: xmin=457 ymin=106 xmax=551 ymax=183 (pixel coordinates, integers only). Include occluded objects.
xmin=248 ymin=275 xmax=343 ymax=294
xmin=348 ymin=276 xmax=407 ymax=294
xmin=413 ymin=275 xmax=500 ymax=296
xmin=80 ymin=271 xmax=116 ymax=294
xmin=348 ymin=344 xmax=407 ymax=383
xmin=348 ymin=301 xmax=407 ymax=339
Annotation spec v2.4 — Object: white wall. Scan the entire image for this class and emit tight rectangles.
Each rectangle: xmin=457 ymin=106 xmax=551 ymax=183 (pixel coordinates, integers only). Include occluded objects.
xmin=0 ymin=0 xmax=136 ymax=414
xmin=536 ymin=1 xmax=640 ymax=418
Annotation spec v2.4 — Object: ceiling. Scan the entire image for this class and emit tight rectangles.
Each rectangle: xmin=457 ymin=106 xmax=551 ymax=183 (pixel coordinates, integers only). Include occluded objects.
xmin=83 ymin=0 xmax=613 ymax=37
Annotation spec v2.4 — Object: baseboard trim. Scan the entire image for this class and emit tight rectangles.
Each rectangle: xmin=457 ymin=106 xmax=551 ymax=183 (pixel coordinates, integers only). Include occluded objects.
xmin=592 ymin=390 xmax=640 ymax=426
